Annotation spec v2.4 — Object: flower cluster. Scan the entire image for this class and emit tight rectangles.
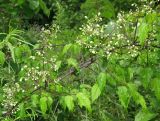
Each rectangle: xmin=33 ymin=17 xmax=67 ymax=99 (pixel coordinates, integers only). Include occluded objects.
xmin=2 ymin=83 xmax=21 ymax=114
xmin=77 ymin=3 xmax=158 ymax=59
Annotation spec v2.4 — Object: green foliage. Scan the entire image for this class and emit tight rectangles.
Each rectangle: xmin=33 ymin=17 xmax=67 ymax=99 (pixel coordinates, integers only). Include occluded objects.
xmin=64 ymin=95 xmax=74 ymax=112
xmin=76 ymin=92 xmax=92 ymax=112
xmin=0 ymin=51 xmax=5 ymax=65
xmin=81 ymin=0 xmax=115 ymax=19
xmin=40 ymin=96 xmax=47 ymax=115
xmin=91 ymin=83 xmax=101 ymax=102
xmin=135 ymin=110 xmax=156 ymax=121
xmin=1 ymin=0 xmax=160 ymax=121
xmin=117 ymin=86 xmax=131 ymax=109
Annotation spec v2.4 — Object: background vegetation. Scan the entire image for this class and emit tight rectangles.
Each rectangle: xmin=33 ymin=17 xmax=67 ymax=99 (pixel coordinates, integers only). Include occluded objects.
xmin=0 ymin=0 xmax=160 ymax=121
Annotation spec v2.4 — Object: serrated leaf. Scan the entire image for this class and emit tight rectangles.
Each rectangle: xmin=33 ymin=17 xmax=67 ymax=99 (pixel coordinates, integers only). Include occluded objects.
xmin=64 ymin=96 xmax=74 ymax=111
xmin=0 ymin=51 xmax=5 ymax=65
xmin=59 ymin=96 xmax=66 ymax=110
xmin=76 ymin=92 xmax=91 ymax=112
xmin=135 ymin=110 xmax=156 ymax=121
xmin=97 ymin=72 xmax=107 ymax=91
xmin=91 ymin=83 xmax=101 ymax=102
xmin=117 ymin=86 xmax=131 ymax=109
xmin=40 ymin=97 xmax=47 ymax=114
xmin=128 ymin=83 xmax=146 ymax=109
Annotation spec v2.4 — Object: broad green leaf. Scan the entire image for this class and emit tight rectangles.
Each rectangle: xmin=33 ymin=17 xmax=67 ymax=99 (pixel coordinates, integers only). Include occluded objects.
xmin=135 ymin=110 xmax=156 ymax=121
xmin=64 ymin=96 xmax=74 ymax=111
xmin=91 ymin=83 xmax=101 ymax=102
xmin=55 ymin=61 xmax=61 ymax=71
xmin=76 ymin=92 xmax=91 ymax=112
xmin=47 ymin=96 xmax=53 ymax=108
xmin=40 ymin=97 xmax=47 ymax=114
xmin=97 ymin=72 xmax=107 ymax=91
xmin=59 ymin=96 xmax=66 ymax=110
xmin=31 ymin=94 xmax=39 ymax=107
xmin=151 ymin=78 xmax=160 ymax=101
xmin=117 ymin=86 xmax=131 ymax=109
xmin=128 ymin=83 xmax=146 ymax=109
xmin=140 ymin=67 xmax=153 ymax=89
xmin=0 ymin=51 xmax=5 ymax=65
xmin=137 ymin=20 xmax=149 ymax=45
xmin=29 ymin=0 xmax=40 ymax=10
xmin=19 ymin=103 xmax=26 ymax=118
xmin=14 ymin=44 xmax=31 ymax=63
xmin=67 ymin=58 xmax=78 ymax=69
xmin=72 ymin=44 xmax=81 ymax=55
xmin=62 ymin=44 xmax=72 ymax=54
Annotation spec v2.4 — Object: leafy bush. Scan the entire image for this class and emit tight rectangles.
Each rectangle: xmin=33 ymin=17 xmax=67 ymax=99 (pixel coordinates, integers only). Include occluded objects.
xmin=1 ymin=0 xmax=160 ymax=121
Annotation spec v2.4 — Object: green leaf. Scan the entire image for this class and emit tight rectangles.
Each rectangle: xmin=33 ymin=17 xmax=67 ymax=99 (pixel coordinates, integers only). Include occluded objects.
xmin=67 ymin=58 xmax=78 ymax=69
xmin=39 ymin=0 xmax=50 ymax=16
xmin=14 ymin=44 xmax=31 ymax=63
xmin=17 ymin=0 xmax=25 ymax=5
xmin=31 ymin=94 xmax=39 ymax=107
xmin=72 ymin=44 xmax=81 ymax=55
xmin=55 ymin=61 xmax=61 ymax=71
xmin=19 ymin=103 xmax=26 ymax=118
xmin=62 ymin=44 xmax=72 ymax=55
xmin=151 ymin=78 xmax=160 ymax=101
xmin=146 ymin=12 xmax=157 ymax=24
xmin=59 ymin=96 xmax=66 ymax=110
xmin=128 ymin=68 xmax=135 ymax=80
xmin=29 ymin=0 xmax=40 ymax=10
xmin=117 ymin=86 xmax=131 ymax=109
xmin=91 ymin=83 xmax=101 ymax=102
xmin=47 ymin=96 xmax=53 ymax=108
xmin=40 ymin=97 xmax=48 ymax=114
xmin=76 ymin=92 xmax=92 ymax=112
xmin=128 ymin=83 xmax=146 ymax=109
xmin=137 ymin=20 xmax=149 ymax=45
xmin=140 ymin=67 xmax=153 ymax=89
xmin=0 ymin=51 xmax=5 ymax=65
xmin=64 ymin=96 xmax=74 ymax=111
xmin=135 ymin=110 xmax=156 ymax=121
xmin=97 ymin=72 xmax=107 ymax=91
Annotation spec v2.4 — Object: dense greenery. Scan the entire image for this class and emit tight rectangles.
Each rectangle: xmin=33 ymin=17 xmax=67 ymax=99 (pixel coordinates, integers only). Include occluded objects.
xmin=0 ymin=0 xmax=160 ymax=121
